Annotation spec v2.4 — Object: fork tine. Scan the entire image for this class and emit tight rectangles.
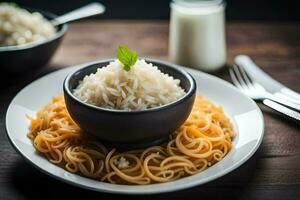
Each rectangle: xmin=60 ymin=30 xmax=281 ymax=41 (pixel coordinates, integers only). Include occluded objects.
xmin=229 ymin=68 xmax=243 ymax=89
xmin=235 ymin=64 xmax=253 ymax=86
xmin=236 ymin=63 xmax=266 ymax=92
xmin=232 ymin=65 xmax=248 ymax=89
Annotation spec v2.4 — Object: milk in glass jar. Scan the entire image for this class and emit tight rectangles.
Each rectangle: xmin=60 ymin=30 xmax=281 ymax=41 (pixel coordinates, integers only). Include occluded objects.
xmin=169 ymin=0 xmax=226 ymax=72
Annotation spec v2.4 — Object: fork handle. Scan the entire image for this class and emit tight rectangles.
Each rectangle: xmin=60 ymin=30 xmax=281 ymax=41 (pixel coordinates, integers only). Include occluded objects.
xmin=51 ymin=3 xmax=105 ymax=26
xmin=274 ymin=92 xmax=300 ymax=106
xmin=263 ymin=99 xmax=300 ymax=122
xmin=265 ymin=93 xmax=300 ymax=112
xmin=280 ymin=88 xmax=300 ymax=102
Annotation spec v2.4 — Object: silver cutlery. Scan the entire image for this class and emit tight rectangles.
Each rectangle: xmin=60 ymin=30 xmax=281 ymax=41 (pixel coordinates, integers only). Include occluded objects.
xmin=263 ymin=99 xmax=300 ymax=121
xmin=234 ymin=55 xmax=300 ymax=105
xmin=51 ymin=2 xmax=105 ymax=26
xmin=229 ymin=64 xmax=300 ymax=122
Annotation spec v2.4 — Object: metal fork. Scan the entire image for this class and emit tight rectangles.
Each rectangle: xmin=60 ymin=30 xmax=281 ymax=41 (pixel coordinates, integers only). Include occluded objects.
xmin=229 ymin=65 xmax=300 ymax=122
xmin=234 ymin=55 xmax=300 ymax=105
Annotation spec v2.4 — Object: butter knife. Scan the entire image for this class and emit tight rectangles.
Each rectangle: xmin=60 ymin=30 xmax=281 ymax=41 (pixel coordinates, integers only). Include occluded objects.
xmin=263 ymin=99 xmax=300 ymax=122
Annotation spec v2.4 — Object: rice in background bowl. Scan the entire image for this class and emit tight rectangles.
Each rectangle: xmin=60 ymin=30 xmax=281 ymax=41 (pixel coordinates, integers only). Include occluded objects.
xmin=73 ymin=59 xmax=186 ymax=111
xmin=0 ymin=2 xmax=56 ymax=46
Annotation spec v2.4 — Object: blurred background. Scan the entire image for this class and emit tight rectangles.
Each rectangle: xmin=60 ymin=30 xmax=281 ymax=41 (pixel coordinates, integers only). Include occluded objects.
xmin=9 ymin=0 xmax=300 ymax=21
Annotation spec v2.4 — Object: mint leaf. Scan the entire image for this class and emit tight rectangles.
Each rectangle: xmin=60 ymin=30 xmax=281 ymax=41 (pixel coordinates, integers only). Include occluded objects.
xmin=117 ymin=45 xmax=138 ymax=72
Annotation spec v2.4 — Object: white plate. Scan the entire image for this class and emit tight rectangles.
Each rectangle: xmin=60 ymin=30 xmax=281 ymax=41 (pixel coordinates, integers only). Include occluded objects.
xmin=5 ymin=61 xmax=264 ymax=194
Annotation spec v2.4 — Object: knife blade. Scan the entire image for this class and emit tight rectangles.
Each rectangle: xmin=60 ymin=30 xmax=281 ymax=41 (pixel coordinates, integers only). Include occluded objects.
xmin=234 ymin=55 xmax=300 ymax=102
xmin=263 ymin=99 xmax=300 ymax=122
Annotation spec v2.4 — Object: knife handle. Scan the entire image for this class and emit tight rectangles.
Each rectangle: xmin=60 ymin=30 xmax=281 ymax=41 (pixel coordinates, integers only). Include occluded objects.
xmin=234 ymin=55 xmax=271 ymax=82
xmin=263 ymin=99 xmax=300 ymax=122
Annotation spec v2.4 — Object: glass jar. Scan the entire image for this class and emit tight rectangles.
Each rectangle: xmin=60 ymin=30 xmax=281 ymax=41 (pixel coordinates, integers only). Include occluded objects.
xmin=169 ymin=0 xmax=226 ymax=72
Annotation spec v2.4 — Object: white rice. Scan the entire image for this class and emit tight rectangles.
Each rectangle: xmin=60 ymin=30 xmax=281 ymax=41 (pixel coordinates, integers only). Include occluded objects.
xmin=113 ymin=157 xmax=130 ymax=169
xmin=73 ymin=59 xmax=186 ymax=111
xmin=0 ymin=3 xmax=56 ymax=46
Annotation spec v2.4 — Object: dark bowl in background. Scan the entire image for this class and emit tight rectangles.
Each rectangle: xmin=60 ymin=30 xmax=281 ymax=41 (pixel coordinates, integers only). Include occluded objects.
xmin=63 ymin=59 xmax=196 ymax=149
xmin=0 ymin=9 xmax=68 ymax=73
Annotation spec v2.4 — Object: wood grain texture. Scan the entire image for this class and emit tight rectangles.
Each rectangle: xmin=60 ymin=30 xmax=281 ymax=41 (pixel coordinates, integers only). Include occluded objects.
xmin=0 ymin=21 xmax=300 ymax=200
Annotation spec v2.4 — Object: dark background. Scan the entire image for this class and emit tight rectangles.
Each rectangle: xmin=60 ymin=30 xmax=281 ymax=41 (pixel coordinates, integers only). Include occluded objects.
xmin=7 ymin=0 xmax=300 ymax=21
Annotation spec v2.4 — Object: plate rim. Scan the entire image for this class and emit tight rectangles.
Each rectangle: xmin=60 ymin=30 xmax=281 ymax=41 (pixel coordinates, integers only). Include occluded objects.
xmin=5 ymin=60 xmax=265 ymax=194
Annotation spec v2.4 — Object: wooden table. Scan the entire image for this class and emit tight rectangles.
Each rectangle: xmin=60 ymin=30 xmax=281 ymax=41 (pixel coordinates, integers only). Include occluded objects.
xmin=0 ymin=21 xmax=299 ymax=200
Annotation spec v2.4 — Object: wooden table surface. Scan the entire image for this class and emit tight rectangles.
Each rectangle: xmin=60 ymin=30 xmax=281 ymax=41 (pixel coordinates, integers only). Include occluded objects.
xmin=0 ymin=21 xmax=299 ymax=200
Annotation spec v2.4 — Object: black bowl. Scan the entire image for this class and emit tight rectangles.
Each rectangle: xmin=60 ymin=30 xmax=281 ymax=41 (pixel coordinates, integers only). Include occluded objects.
xmin=0 ymin=9 xmax=68 ymax=73
xmin=63 ymin=59 xmax=196 ymax=149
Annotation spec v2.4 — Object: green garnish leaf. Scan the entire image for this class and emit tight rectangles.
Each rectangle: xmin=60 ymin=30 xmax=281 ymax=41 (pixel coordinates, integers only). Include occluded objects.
xmin=117 ymin=45 xmax=138 ymax=72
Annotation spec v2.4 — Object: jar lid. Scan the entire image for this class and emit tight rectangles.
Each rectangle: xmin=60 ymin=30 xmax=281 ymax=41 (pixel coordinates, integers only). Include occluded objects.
xmin=171 ymin=0 xmax=225 ymax=14
xmin=172 ymin=0 xmax=224 ymax=7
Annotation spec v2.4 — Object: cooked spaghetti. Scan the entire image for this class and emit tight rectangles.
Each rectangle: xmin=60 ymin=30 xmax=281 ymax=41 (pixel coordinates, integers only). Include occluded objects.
xmin=27 ymin=96 xmax=234 ymax=185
